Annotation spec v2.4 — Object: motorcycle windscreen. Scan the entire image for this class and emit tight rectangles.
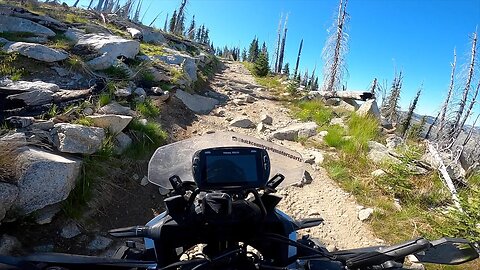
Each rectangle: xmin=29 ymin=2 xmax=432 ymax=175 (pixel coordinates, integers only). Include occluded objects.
xmin=148 ymin=131 xmax=306 ymax=189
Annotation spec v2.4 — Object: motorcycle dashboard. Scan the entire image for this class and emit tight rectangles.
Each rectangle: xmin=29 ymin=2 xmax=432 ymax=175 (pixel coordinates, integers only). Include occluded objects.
xmin=192 ymin=147 xmax=270 ymax=190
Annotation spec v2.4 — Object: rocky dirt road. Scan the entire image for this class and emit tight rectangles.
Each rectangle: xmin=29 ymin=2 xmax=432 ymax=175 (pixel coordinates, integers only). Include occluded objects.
xmin=184 ymin=60 xmax=383 ymax=250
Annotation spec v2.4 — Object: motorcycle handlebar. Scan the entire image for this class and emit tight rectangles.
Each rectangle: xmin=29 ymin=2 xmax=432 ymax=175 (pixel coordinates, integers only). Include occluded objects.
xmin=108 ymin=226 xmax=150 ymax=238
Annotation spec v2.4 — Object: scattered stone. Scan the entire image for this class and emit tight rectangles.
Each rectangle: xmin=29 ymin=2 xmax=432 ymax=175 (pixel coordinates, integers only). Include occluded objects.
xmin=114 ymin=87 xmax=131 ymax=97
xmin=0 ymin=183 xmax=18 ymax=222
xmin=213 ymin=108 xmax=226 ymax=117
xmin=157 ymin=50 xmax=197 ymax=81
xmin=86 ymin=114 xmax=132 ymax=135
xmin=371 ymin=169 xmax=386 ymax=177
xmin=133 ymin=87 xmax=146 ymax=97
xmin=229 ymin=117 xmax=255 ymax=128
xmin=271 ymin=122 xmax=318 ymax=141
xmin=256 ymin=122 xmax=266 ymax=133
xmin=114 ymin=132 xmax=132 ymax=155
xmin=7 ymin=89 xmax=53 ymax=106
xmin=318 ymin=131 xmax=328 ymax=137
xmin=386 ymin=135 xmax=404 ymax=150
xmin=35 ymin=203 xmax=61 ymax=225
xmin=302 ymin=170 xmax=313 ymax=185
xmin=12 ymin=147 xmax=82 ymax=215
xmin=83 ymin=107 xmax=94 ymax=116
xmin=61 ymin=222 xmax=82 ymax=239
xmin=140 ymin=176 xmax=149 ymax=186
xmin=98 ymin=102 xmax=135 ymax=116
xmin=52 ymin=123 xmax=105 ymax=154
xmin=358 ymin=208 xmax=374 ymax=221
xmin=6 ymin=116 xmax=34 ymax=128
xmin=367 ymin=141 xmax=401 ymax=165
xmin=0 ymin=15 xmax=56 ymax=37
xmin=240 ymin=94 xmax=255 ymax=103
xmin=232 ymin=98 xmax=246 ymax=106
xmin=330 ymin=117 xmax=346 ymax=128
xmin=67 ymin=29 xmax=140 ymax=70
xmin=126 ymin=27 xmax=142 ymax=39
xmin=87 ymin=235 xmax=113 ymax=251
xmin=175 ymin=90 xmax=219 ymax=114
xmin=308 ymin=210 xmax=320 ymax=216
xmin=0 ymin=79 xmax=60 ymax=92
xmin=2 ymin=41 xmax=68 ymax=62
xmin=393 ymin=198 xmax=402 ymax=211
xmin=309 ymin=150 xmax=324 ymax=165
xmin=260 ymin=114 xmax=273 ymax=125
xmin=356 ymin=99 xmax=381 ymax=119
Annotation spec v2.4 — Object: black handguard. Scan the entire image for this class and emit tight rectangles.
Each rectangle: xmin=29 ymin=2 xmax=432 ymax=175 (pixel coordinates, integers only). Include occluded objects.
xmin=345 ymin=238 xmax=430 ymax=268
xmin=108 ymin=226 xmax=150 ymax=238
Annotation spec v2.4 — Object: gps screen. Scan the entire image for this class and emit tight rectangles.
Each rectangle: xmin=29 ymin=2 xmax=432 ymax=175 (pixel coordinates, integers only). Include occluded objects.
xmin=205 ymin=154 xmax=258 ymax=184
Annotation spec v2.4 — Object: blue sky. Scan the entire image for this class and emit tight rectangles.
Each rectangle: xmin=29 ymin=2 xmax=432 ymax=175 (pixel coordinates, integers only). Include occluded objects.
xmin=67 ymin=0 xmax=479 ymax=118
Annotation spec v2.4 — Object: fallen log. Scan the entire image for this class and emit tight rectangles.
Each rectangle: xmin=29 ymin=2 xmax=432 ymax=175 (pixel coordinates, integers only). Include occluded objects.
xmin=308 ymin=90 xmax=374 ymax=101
xmin=426 ymin=141 xmax=463 ymax=211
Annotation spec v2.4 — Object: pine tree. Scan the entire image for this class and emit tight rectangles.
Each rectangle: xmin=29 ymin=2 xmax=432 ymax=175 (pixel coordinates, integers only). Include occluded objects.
xmin=248 ymin=38 xmax=259 ymax=62
xmin=202 ymin=28 xmax=210 ymax=44
xmin=254 ymin=51 xmax=269 ymax=77
xmin=401 ymin=87 xmax=422 ymax=137
xmin=301 ymin=70 xmax=309 ymax=86
xmin=196 ymin=25 xmax=203 ymax=42
xmin=241 ymin=49 xmax=247 ymax=62
xmin=261 ymin=42 xmax=268 ymax=60
xmin=187 ymin=15 xmax=196 ymax=40
xmin=283 ymin=63 xmax=290 ymax=76
xmin=169 ymin=10 xmax=177 ymax=33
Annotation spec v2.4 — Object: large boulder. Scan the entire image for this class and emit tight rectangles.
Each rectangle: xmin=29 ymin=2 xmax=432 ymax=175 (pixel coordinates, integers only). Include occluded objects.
xmin=175 ymin=90 xmax=219 ymax=114
xmin=52 ymin=123 xmax=105 ymax=154
xmin=12 ymin=147 xmax=82 ymax=215
xmin=2 ymin=41 xmax=68 ymax=62
xmin=367 ymin=141 xmax=401 ymax=164
xmin=0 ymin=15 xmax=56 ymax=37
xmin=7 ymin=89 xmax=53 ymax=106
xmin=142 ymin=28 xmax=166 ymax=44
xmin=271 ymin=122 xmax=318 ymax=141
xmin=157 ymin=49 xmax=197 ymax=82
xmin=356 ymin=99 xmax=380 ymax=119
xmin=98 ymin=102 xmax=135 ymax=116
xmin=86 ymin=114 xmax=132 ymax=135
xmin=0 ymin=79 xmax=60 ymax=92
xmin=0 ymin=183 xmax=18 ymax=222
xmin=66 ymin=29 xmax=140 ymax=70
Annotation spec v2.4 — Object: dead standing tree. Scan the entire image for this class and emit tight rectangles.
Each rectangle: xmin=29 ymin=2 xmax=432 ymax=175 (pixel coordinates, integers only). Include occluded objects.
xmin=273 ymin=13 xmax=283 ymax=73
xmin=276 ymin=14 xmax=289 ymax=74
xmin=321 ymin=0 xmax=349 ymax=92
xmin=293 ymin=39 xmax=303 ymax=79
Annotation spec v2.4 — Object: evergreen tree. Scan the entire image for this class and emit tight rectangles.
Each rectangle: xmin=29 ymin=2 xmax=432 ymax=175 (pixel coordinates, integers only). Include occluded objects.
xmin=248 ymin=37 xmax=259 ymax=62
xmin=313 ymin=77 xmax=319 ymax=90
xmin=402 ymin=87 xmax=422 ymax=138
xmin=283 ymin=63 xmax=290 ymax=76
xmin=196 ymin=25 xmax=203 ymax=42
xmin=169 ymin=10 xmax=177 ymax=33
xmin=187 ymin=16 xmax=196 ymax=39
xmin=254 ymin=51 xmax=269 ymax=77
xmin=202 ymin=28 xmax=210 ymax=44
xmin=301 ymin=70 xmax=309 ymax=86
xmin=261 ymin=42 xmax=268 ymax=60
xmin=241 ymin=49 xmax=247 ymax=62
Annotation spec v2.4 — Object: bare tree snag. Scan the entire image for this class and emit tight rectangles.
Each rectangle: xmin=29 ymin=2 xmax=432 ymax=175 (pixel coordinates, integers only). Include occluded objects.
xmin=293 ymin=39 xmax=303 ymax=79
xmin=436 ymin=49 xmax=457 ymax=140
xmin=426 ymin=142 xmax=462 ymax=210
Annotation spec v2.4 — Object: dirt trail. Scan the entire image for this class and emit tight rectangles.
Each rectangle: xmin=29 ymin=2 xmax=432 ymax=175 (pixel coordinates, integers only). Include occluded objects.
xmin=185 ymin=60 xmax=383 ymax=250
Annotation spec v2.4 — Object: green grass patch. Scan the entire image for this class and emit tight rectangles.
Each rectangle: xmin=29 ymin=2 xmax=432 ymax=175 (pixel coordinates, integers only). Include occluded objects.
xmin=0 ymin=52 xmax=25 ymax=80
xmin=98 ymin=92 xmax=112 ymax=107
xmin=140 ymin=43 xmax=165 ymax=57
xmin=103 ymin=64 xmax=131 ymax=79
xmin=64 ymin=13 xmax=88 ymax=24
xmin=324 ymin=125 xmax=346 ymax=148
xmin=124 ymin=119 xmax=168 ymax=158
xmin=291 ymin=100 xmax=333 ymax=127
xmin=72 ymin=117 xmax=94 ymax=126
xmin=134 ymin=99 xmax=160 ymax=119
xmin=47 ymin=33 xmax=75 ymax=51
